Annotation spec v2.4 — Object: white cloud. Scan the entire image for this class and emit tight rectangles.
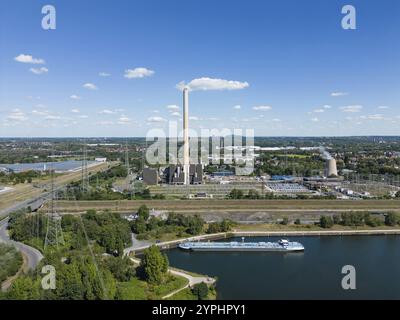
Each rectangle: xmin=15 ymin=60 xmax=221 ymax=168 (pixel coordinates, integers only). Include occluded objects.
xmin=71 ymin=108 xmax=80 ymax=113
xmin=340 ymin=105 xmax=363 ymax=113
xmin=311 ymin=117 xmax=319 ymax=122
xmin=189 ymin=116 xmax=201 ymax=121
xmin=31 ymin=109 xmax=49 ymax=116
xmin=14 ymin=54 xmax=45 ymax=64
xmin=29 ymin=67 xmax=48 ymax=75
xmin=96 ymin=121 xmax=114 ymax=126
xmin=377 ymin=106 xmax=389 ymax=109
xmin=323 ymin=105 xmax=332 ymax=109
xmin=147 ymin=116 xmax=167 ymax=122
xmin=331 ymin=92 xmax=348 ymax=97
xmin=253 ymin=105 xmax=272 ymax=111
xmin=272 ymin=118 xmax=281 ymax=122
xmin=124 ymin=67 xmax=154 ymax=79
xmin=70 ymin=95 xmax=81 ymax=100
xmin=313 ymin=109 xmax=325 ymax=113
xmin=99 ymin=72 xmax=111 ymax=77
xmin=361 ymin=114 xmax=385 ymax=120
xmin=170 ymin=112 xmax=181 ymax=117
xmin=78 ymin=115 xmax=88 ymax=119
xmin=45 ymin=115 xmax=61 ymax=121
xmin=233 ymin=105 xmax=241 ymax=110
xmin=167 ymin=104 xmax=180 ymax=111
xmin=98 ymin=109 xmax=116 ymax=114
xmin=6 ymin=109 xmax=28 ymax=122
xmin=83 ymin=83 xmax=98 ymax=90
xmin=118 ymin=116 xmax=131 ymax=123
xmin=177 ymin=77 xmax=249 ymax=91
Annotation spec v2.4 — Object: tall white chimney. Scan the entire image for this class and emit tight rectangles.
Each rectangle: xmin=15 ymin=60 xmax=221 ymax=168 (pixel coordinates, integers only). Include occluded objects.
xmin=183 ymin=87 xmax=190 ymax=185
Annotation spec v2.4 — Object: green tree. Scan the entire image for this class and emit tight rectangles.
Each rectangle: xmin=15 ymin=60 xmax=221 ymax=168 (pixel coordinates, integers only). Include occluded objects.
xmin=229 ymin=189 xmax=244 ymax=199
xmin=333 ymin=215 xmax=341 ymax=225
xmin=6 ymin=276 xmax=40 ymax=300
xmin=137 ymin=205 xmax=150 ymax=221
xmin=320 ymin=216 xmax=333 ymax=228
xmin=191 ymin=282 xmax=209 ymax=300
xmin=281 ymin=217 xmax=289 ymax=225
xmin=294 ymin=218 xmax=301 ymax=225
xmin=139 ymin=245 xmax=169 ymax=285
xmin=385 ymin=213 xmax=398 ymax=226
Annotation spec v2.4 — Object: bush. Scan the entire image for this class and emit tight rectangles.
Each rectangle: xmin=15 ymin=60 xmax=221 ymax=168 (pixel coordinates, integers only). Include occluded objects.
xmin=320 ymin=216 xmax=333 ymax=228
xmin=385 ymin=213 xmax=398 ymax=226
xmin=281 ymin=217 xmax=289 ymax=225
xmin=191 ymin=282 xmax=209 ymax=300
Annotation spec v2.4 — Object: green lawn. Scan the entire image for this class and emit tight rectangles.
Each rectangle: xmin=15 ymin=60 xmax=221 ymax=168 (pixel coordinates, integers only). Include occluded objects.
xmin=168 ymin=286 xmax=217 ymax=300
xmin=116 ymin=275 xmax=188 ymax=300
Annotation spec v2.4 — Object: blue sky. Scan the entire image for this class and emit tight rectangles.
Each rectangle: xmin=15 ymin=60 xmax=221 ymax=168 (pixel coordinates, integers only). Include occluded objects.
xmin=0 ymin=0 xmax=399 ymax=137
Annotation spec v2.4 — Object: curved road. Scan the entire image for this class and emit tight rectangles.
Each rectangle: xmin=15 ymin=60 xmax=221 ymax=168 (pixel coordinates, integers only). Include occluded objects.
xmin=0 ymin=218 xmax=44 ymax=271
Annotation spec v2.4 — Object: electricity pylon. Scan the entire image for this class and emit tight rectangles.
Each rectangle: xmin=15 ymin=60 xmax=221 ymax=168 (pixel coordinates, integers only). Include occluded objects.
xmin=81 ymin=140 xmax=89 ymax=193
xmin=44 ymin=163 xmax=64 ymax=249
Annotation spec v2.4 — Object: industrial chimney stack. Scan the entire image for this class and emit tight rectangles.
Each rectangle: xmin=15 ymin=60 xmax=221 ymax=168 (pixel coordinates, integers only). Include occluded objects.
xmin=183 ymin=87 xmax=190 ymax=185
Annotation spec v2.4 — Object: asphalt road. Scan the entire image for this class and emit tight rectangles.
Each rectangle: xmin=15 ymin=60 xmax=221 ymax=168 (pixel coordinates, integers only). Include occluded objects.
xmin=0 ymin=218 xmax=44 ymax=271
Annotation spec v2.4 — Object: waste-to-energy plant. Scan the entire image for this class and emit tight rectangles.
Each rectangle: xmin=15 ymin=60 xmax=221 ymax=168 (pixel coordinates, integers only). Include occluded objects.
xmin=143 ymin=87 xmax=203 ymax=185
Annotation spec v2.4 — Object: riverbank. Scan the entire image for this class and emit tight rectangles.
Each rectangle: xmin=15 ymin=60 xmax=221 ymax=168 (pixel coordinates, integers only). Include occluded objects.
xmin=126 ymin=227 xmax=400 ymax=255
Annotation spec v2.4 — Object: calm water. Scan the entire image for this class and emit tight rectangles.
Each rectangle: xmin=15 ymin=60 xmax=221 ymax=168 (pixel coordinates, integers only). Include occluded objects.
xmin=0 ymin=160 xmax=95 ymax=172
xmin=166 ymin=236 xmax=400 ymax=299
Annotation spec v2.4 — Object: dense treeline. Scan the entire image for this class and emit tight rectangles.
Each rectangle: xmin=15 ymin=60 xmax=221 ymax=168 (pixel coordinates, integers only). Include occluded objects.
xmin=0 ymin=244 xmax=23 ymax=283
xmin=131 ymin=206 xmax=206 ymax=240
xmin=0 ymin=170 xmax=49 ymax=184
xmin=319 ymin=212 xmax=400 ymax=228
xmin=62 ymin=210 xmax=132 ymax=255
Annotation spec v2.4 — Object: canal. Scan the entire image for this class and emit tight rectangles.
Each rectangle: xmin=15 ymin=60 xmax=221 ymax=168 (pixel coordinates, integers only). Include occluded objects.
xmin=165 ymin=235 xmax=400 ymax=299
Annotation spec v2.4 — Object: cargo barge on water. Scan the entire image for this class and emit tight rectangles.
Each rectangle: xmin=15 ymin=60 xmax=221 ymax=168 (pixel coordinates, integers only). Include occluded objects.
xmin=179 ymin=239 xmax=305 ymax=252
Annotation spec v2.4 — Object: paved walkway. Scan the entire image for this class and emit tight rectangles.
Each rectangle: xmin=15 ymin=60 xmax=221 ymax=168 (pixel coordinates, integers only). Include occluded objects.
xmin=129 ymin=257 xmax=215 ymax=299
xmin=0 ymin=218 xmax=44 ymax=271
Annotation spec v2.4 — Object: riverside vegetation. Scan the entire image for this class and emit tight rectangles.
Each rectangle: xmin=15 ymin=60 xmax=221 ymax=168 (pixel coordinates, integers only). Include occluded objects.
xmin=1 ymin=208 xmax=215 ymax=300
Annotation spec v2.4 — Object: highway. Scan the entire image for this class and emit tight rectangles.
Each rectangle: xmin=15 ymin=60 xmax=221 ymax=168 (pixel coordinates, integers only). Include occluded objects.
xmin=0 ymin=161 xmax=116 ymax=275
xmin=0 ymin=218 xmax=44 ymax=271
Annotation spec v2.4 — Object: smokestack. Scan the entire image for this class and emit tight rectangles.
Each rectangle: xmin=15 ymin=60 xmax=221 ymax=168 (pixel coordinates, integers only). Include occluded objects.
xmin=183 ymin=87 xmax=190 ymax=185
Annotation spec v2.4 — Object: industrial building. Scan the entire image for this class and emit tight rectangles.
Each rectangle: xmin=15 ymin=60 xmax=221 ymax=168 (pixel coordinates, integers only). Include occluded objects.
xmin=165 ymin=164 xmax=203 ymax=185
xmin=142 ymin=87 xmax=203 ymax=186
xmin=143 ymin=167 xmax=159 ymax=185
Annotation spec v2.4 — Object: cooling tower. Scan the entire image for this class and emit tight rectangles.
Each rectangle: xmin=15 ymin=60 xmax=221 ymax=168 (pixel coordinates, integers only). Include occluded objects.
xmin=325 ymin=158 xmax=338 ymax=177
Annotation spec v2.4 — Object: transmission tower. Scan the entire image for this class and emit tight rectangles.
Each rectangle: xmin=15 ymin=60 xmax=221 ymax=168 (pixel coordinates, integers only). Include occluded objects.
xmin=81 ymin=140 xmax=89 ymax=193
xmin=125 ymin=139 xmax=132 ymax=194
xmin=44 ymin=161 xmax=65 ymax=249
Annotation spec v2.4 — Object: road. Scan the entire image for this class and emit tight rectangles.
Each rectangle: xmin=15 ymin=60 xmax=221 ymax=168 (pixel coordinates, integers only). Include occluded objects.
xmin=0 ymin=218 xmax=44 ymax=271
xmin=0 ymin=161 xmax=113 ymax=219
xmin=0 ymin=162 xmax=117 ymax=277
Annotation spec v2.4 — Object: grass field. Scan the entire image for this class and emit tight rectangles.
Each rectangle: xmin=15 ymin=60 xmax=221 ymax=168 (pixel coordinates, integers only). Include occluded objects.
xmin=116 ymin=275 xmax=188 ymax=300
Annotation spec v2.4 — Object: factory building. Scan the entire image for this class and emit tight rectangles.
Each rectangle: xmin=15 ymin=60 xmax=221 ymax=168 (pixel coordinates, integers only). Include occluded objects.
xmin=165 ymin=164 xmax=203 ymax=185
xmin=143 ymin=167 xmax=159 ymax=185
